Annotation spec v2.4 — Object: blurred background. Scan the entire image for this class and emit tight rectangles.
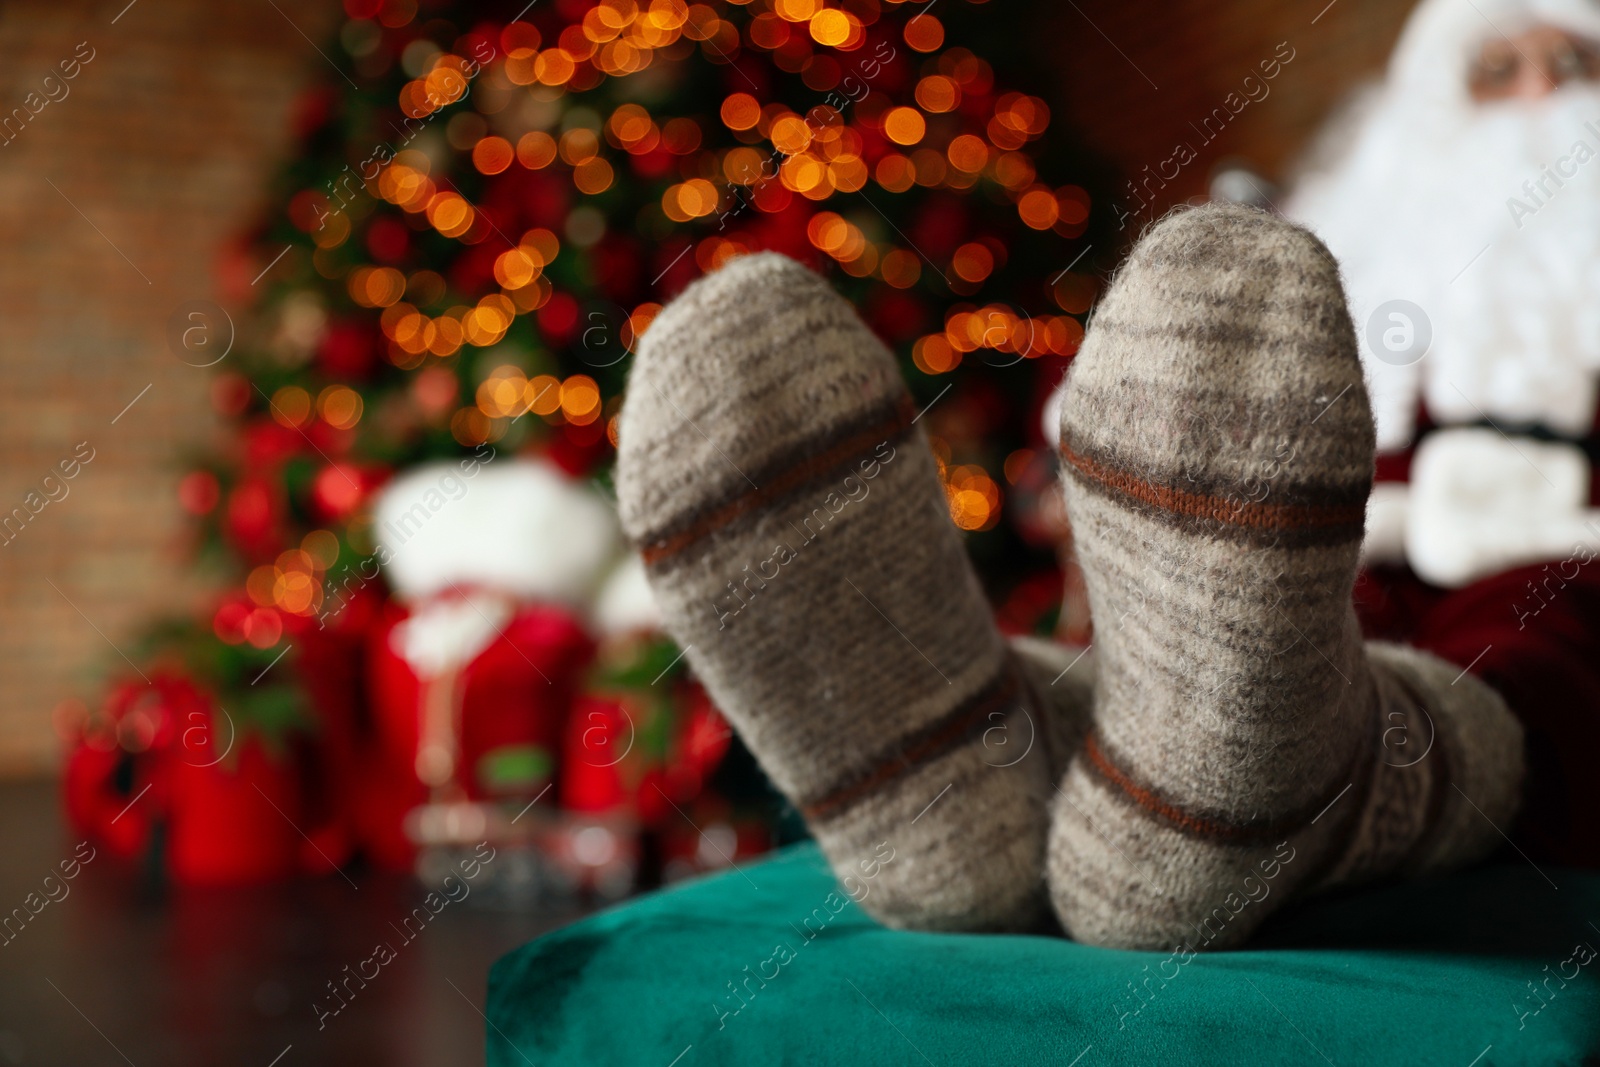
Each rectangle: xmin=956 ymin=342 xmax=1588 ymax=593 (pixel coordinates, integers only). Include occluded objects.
xmin=0 ymin=0 xmax=1414 ymax=1063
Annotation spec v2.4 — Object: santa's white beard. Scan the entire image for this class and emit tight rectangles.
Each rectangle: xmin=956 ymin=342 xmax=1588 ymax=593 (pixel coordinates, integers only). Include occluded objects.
xmin=1289 ymin=85 xmax=1600 ymax=452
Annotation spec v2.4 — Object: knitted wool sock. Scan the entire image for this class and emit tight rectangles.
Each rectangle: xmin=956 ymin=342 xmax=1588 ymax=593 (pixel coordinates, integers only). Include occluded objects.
xmin=617 ymin=252 xmax=1092 ymax=932
xmin=1048 ymin=204 xmax=1526 ymax=951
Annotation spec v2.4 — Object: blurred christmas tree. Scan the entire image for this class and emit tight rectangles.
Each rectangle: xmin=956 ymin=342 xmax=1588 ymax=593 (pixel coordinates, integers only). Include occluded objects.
xmin=64 ymin=0 xmax=1106 ymax=881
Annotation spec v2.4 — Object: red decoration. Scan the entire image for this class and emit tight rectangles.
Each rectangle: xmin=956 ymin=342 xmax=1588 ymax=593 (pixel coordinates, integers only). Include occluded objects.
xmin=62 ymin=675 xmax=309 ymax=885
xmin=178 ymin=471 xmax=221 ymax=515
xmin=317 ymin=319 xmax=379 ymax=380
xmin=358 ymin=600 xmax=595 ymax=866
xmin=310 ymin=463 xmax=381 ymax=521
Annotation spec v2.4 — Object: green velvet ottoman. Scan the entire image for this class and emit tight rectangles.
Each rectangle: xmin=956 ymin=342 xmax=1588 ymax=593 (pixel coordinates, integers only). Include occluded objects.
xmin=488 ymin=844 xmax=1600 ymax=1066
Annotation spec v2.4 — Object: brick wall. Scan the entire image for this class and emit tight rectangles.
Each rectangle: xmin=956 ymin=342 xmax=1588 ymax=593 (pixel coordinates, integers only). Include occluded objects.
xmin=0 ymin=0 xmax=335 ymax=773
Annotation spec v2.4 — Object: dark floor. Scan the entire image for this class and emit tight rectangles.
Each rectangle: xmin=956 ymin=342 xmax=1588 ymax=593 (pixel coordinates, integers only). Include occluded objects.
xmin=0 ymin=779 xmax=589 ymax=1066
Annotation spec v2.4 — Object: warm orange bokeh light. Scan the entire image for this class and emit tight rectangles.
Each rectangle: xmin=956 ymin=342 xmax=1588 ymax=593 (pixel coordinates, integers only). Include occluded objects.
xmin=472 ymin=136 xmax=515 ymax=175
xmin=769 ymin=114 xmax=812 ymax=154
xmin=947 ymin=134 xmax=988 ymax=173
xmin=914 ymin=75 xmax=960 ymax=113
xmin=517 ymin=131 xmax=558 ymax=169
xmin=875 ymin=153 xmax=915 ymax=192
xmin=535 ymin=49 xmax=577 ymax=85
xmin=721 ymin=92 xmax=762 ymax=130
xmin=882 ymin=107 xmax=926 ymax=146
xmin=1054 ymin=273 xmax=1098 ymax=314
xmin=494 ymin=249 xmax=541 ymax=289
xmin=318 ymin=385 xmax=364 ymax=430
xmin=522 ymin=227 xmax=561 ymax=265
xmin=881 ymin=248 xmax=922 ymax=289
xmin=774 ymin=0 xmax=817 ymax=20
xmin=912 ymin=334 xmax=959 ymax=375
xmin=561 ymin=375 xmax=603 ymax=424
xmin=904 ymin=13 xmax=944 ymax=51
xmin=723 ymin=145 xmax=766 ymax=184
xmin=348 ymin=266 xmax=407 ymax=308
xmin=574 ymin=157 xmax=615 ymax=194
xmin=426 ymin=192 xmax=475 ymax=238
xmin=809 ymin=8 xmax=849 ymax=45
xmin=270 ymin=386 xmax=312 ymax=428
xmin=952 ymin=242 xmax=995 ymax=283
xmin=1018 ymin=188 xmax=1060 ymax=230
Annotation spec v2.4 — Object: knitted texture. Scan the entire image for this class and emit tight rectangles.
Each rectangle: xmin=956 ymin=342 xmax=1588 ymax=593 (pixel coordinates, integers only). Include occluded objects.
xmin=1048 ymin=204 xmax=1525 ymax=950
xmin=616 ymin=252 xmax=1090 ymax=932
xmin=1011 ymin=634 xmax=1096 ymax=784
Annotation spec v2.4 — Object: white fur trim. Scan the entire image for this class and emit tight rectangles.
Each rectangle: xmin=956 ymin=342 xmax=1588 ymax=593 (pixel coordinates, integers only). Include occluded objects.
xmin=373 ymin=458 xmax=623 ymax=606
xmin=1362 ymin=482 xmax=1412 ymax=566
xmin=1405 ymin=427 xmax=1600 ymax=585
xmin=593 ymin=553 xmax=662 ymax=636
xmin=390 ymin=592 xmax=514 ymax=678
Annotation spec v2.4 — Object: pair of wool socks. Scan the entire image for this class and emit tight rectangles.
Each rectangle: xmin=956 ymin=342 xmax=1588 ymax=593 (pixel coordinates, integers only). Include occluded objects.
xmin=615 ymin=212 xmax=1524 ymax=947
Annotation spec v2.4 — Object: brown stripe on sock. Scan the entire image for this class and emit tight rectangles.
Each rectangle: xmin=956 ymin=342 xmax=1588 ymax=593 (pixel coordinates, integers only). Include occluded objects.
xmin=1080 ymin=730 xmax=1367 ymax=847
xmin=1088 ymin=314 xmax=1331 ymax=351
xmin=637 ymin=392 xmax=918 ymax=565
xmin=800 ymin=657 xmax=1025 ymax=823
xmin=1059 ymin=438 xmax=1367 ymax=547
xmin=1289 ymin=711 xmax=1382 ymax=891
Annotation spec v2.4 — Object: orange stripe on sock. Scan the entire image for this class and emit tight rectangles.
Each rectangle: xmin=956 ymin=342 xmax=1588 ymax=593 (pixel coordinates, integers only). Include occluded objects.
xmin=1059 ymin=440 xmax=1366 ymax=534
xmin=1082 ymin=731 xmax=1361 ymax=846
xmin=1082 ymin=732 xmax=1251 ymax=842
xmin=639 ymin=394 xmax=918 ymax=566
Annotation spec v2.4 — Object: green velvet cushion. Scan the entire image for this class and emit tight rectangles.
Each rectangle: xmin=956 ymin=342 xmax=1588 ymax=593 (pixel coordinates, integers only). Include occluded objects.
xmin=489 ymin=844 xmax=1600 ymax=1066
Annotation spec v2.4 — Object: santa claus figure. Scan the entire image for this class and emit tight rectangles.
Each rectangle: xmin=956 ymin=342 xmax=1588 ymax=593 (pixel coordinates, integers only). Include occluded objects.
xmin=1283 ymin=0 xmax=1600 ymax=864
xmin=362 ymin=457 xmax=635 ymax=863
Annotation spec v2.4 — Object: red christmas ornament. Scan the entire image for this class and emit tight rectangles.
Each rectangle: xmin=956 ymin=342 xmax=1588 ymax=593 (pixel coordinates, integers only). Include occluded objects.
xmin=225 ymin=479 xmax=281 ymax=563
xmin=537 ymin=291 xmax=581 ymax=347
xmin=243 ymin=420 xmax=301 ymax=469
xmin=310 ymin=463 xmax=372 ymax=522
xmin=316 ymin=319 xmax=379 ymax=380
xmin=178 ymin=471 xmax=221 ymax=516
xmin=545 ymin=421 xmax=612 ymax=477
xmin=365 ymin=215 xmax=410 ymax=263
xmin=212 ymin=597 xmax=253 ymax=645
